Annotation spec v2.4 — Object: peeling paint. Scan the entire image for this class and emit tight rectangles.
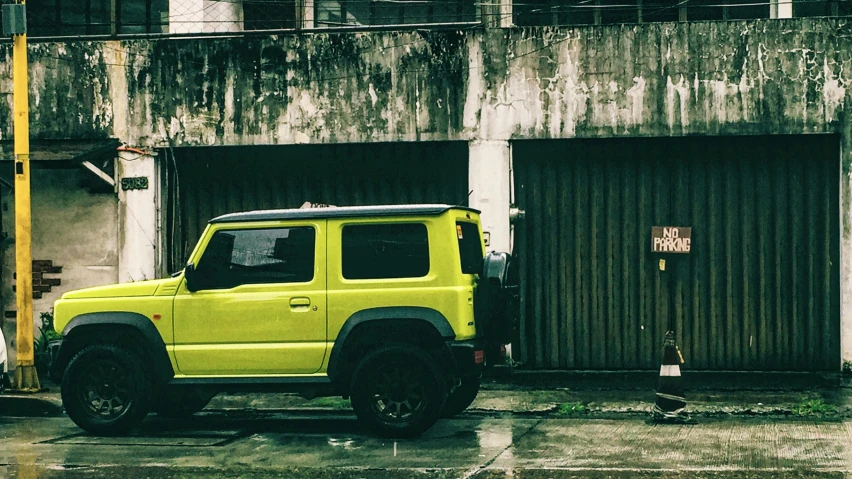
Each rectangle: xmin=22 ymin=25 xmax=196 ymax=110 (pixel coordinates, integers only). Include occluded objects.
xmin=666 ymin=75 xmax=689 ymax=133
xmin=0 ymin=19 xmax=847 ymax=146
xmin=823 ymin=57 xmax=846 ymax=124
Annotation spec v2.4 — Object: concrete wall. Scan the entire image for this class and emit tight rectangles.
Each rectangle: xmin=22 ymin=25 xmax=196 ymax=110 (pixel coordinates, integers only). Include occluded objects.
xmin=2 ymin=20 xmax=849 ymax=146
xmin=0 ymin=168 xmax=119 ymax=369
xmin=0 ymin=18 xmax=850 ymax=367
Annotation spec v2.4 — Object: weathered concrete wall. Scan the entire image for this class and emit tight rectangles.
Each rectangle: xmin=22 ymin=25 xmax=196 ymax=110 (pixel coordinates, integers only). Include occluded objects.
xmin=0 ymin=20 xmax=849 ymax=146
xmin=0 ymin=18 xmax=851 ymax=367
xmin=0 ymin=169 xmax=118 ymax=369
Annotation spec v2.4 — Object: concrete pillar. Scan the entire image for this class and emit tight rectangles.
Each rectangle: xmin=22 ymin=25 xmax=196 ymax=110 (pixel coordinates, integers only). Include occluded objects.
xmin=469 ymin=141 xmax=511 ymax=254
xmin=770 ymin=0 xmax=792 ymax=19
xmin=117 ymin=152 xmax=158 ymax=283
xmin=170 ymin=0 xmax=242 ymax=34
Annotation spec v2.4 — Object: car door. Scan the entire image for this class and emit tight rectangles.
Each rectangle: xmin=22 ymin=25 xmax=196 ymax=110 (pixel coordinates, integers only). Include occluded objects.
xmin=173 ymin=221 xmax=327 ymax=375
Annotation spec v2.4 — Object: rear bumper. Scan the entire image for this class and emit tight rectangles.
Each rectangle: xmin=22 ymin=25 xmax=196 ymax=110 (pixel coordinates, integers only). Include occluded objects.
xmin=446 ymin=339 xmax=487 ymax=377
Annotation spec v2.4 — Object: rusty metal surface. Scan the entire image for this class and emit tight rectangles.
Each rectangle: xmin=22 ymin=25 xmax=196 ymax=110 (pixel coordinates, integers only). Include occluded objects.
xmin=164 ymin=142 xmax=468 ymax=272
xmin=514 ymin=135 xmax=839 ymax=371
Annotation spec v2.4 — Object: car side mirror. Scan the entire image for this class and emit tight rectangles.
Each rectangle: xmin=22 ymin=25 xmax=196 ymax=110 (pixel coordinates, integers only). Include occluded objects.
xmin=184 ymin=263 xmax=199 ymax=292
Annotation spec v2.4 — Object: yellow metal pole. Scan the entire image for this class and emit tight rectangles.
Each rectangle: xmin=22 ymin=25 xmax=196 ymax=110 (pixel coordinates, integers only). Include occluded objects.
xmin=11 ymin=0 xmax=40 ymax=392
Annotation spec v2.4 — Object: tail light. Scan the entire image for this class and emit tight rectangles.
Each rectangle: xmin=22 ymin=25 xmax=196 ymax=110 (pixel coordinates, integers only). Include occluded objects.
xmin=474 ymin=350 xmax=485 ymax=364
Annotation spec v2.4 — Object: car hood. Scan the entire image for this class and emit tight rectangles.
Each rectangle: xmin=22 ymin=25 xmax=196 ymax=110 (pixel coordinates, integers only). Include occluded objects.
xmin=61 ymin=278 xmax=171 ymax=299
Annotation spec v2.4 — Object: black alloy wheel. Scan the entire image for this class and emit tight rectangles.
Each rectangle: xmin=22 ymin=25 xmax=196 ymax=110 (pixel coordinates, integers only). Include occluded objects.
xmin=77 ymin=358 xmax=133 ymax=419
xmin=61 ymin=344 xmax=151 ymax=435
xmin=350 ymin=345 xmax=447 ymax=438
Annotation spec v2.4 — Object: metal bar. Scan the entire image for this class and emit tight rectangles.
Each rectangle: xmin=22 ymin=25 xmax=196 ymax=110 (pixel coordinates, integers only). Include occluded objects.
xmin=85 ymin=0 xmax=92 ymax=35
xmin=559 ymin=157 xmax=573 ymax=368
xmin=806 ymin=153 xmax=818 ymax=369
xmin=756 ymin=148 xmax=770 ymax=369
xmin=111 ymin=0 xmax=118 ymax=35
xmin=81 ymin=160 xmax=116 ymax=187
xmin=11 ymin=0 xmax=40 ymax=391
xmin=575 ymin=152 xmax=589 ymax=367
xmin=544 ymin=159 xmax=558 ymax=368
xmin=708 ymin=149 xmax=722 ymax=369
xmin=529 ymin=159 xmax=544 ymax=367
xmin=55 ymin=0 xmax=62 ymax=35
xmin=790 ymin=158 xmax=803 ymax=369
xmin=605 ymin=153 xmax=620 ymax=367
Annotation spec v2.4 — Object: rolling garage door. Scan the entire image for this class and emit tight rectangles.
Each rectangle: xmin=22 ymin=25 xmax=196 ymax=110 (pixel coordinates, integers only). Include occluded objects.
xmin=514 ymin=135 xmax=839 ymax=371
xmin=164 ymin=142 xmax=469 ymax=272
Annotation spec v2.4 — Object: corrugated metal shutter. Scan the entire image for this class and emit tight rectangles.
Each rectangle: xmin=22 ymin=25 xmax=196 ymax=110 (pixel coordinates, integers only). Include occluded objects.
xmin=163 ymin=142 xmax=469 ymax=273
xmin=514 ymin=136 xmax=839 ymax=371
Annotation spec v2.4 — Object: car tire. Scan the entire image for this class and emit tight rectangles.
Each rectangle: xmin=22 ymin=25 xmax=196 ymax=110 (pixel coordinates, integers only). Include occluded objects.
xmin=61 ymin=344 xmax=151 ymax=436
xmin=442 ymin=375 xmax=480 ymax=418
xmin=151 ymin=387 xmax=216 ymax=418
xmin=350 ymin=345 xmax=447 ymax=438
xmin=153 ymin=387 xmax=215 ymax=418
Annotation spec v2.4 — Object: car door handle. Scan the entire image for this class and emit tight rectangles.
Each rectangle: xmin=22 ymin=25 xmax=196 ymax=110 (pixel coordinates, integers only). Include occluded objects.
xmin=290 ymin=297 xmax=311 ymax=309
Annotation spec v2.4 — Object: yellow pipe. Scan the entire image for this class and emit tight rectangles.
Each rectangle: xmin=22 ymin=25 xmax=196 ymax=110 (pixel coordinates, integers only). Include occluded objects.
xmin=11 ymin=0 xmax=40 ymax=391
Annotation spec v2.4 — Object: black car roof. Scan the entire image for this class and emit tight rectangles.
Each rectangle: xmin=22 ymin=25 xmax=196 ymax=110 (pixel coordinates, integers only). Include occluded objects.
xmin=209 ymin=204 xmax=480 ymax=224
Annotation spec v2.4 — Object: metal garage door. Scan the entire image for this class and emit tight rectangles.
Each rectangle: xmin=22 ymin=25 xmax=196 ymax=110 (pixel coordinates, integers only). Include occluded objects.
xmin=164 ymin=142 xmax=469 ymax=272
xmin=514 ymin=136 xmax=839 ymax=371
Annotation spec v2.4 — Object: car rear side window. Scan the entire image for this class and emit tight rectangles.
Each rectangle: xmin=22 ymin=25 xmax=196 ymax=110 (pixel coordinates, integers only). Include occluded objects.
xmin=196 ymin=227 xmax=316 ymax=289
xmin=456 ymin=221 xmax=483 ymax=274
xmin=342 ymin=223 xmax=429 ymax=280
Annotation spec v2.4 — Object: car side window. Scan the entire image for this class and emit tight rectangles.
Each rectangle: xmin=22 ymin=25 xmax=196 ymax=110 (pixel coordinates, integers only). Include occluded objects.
xmin=456 ymin=221 xmax=483 ymax=275
xmin=195 ymin=227 xmax=316 ymax=289
xmin=342 ymin=223 xmax=429 ymax=280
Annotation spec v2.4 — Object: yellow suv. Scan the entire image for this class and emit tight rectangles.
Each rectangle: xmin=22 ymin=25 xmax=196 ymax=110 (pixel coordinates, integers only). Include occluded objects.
xmin=50 ymin=205 xmax=518 ymax=438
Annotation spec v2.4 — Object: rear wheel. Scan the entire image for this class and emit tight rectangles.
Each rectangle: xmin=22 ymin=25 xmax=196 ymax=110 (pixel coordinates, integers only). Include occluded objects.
xmin=442 ymin=376 xmax=480 ymax=418
xmin=350 ymin=345 xmax=447 ymax=438
xmin=61 ymin=344 xmax=151 ymax=435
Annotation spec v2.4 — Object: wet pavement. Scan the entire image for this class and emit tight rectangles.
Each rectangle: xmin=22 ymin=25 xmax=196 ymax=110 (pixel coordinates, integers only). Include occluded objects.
xmin=1 ymin=410 xmax=852 ymax=478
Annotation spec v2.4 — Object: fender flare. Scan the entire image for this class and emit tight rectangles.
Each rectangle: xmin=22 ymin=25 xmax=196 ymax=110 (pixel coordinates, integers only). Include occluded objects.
xmin=53 ymin=312 xmax=174 ymax=383
xmin=327 ymin=306 xmax=454 ymax=381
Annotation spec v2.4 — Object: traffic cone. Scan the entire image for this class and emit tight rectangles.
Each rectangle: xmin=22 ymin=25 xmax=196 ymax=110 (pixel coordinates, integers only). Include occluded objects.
xmin=652 ymin=331 xmax=692 ymax=423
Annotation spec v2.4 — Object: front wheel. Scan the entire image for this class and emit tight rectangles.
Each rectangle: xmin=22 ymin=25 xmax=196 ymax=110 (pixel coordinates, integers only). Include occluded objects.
xmin=442 ymin=376 xmax=480 ymax=418
xmin=61 ymin=344 xmax=151 ymax=435
xmin=350 ymin=345 xmax=447 ymax=438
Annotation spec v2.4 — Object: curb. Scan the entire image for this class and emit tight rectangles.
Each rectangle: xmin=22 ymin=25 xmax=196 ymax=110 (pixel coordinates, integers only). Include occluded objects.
xmin=0 ymin=393 xmax=64 ymax=417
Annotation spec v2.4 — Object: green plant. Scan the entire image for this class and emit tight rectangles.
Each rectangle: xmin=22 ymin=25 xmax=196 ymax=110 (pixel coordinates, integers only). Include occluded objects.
xmin=793 ymin=399 xmax=836 ymax=416
xmin=556 ymin=402 xmax=586 ymax=416
xmin=34 ymin=310 xmax=61 ymax=373
xmin=505 ymin=355 xmax=520 ymax=368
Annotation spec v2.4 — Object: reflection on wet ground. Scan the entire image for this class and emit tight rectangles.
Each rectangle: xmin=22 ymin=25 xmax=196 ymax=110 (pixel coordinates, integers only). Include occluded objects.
xmin=1 ymin=411 xmax=850 ymax=478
